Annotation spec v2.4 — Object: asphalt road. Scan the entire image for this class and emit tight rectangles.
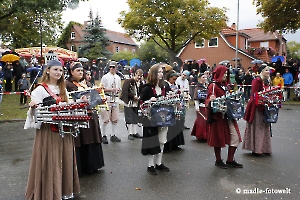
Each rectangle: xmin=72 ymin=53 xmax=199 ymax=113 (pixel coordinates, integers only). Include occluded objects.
xmin=0 ymin=105 xmax=299 ymax=200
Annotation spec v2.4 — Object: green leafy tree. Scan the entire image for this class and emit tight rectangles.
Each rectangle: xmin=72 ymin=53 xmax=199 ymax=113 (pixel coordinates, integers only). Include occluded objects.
xmin=137 ymin=40 xmax=168 ymax=62
xmin=0 ymin=0 xmax=85 ymax=21
xmin=253 ymin=0 xmax=300 ymax=33
xmin=79 ymin=9 xmax=111 ymax=59
xmin=287 ymin=41 xmax=300 ymax=59
xmin=119 ymin=0 xmax=227 ymax=61
xmin=110 ymin=50 xmax=138 ymax=62
xmin=85 ymin=42 xmax=108 ymax=61
xmin=1 ymin=10 xmax=63 ymax=49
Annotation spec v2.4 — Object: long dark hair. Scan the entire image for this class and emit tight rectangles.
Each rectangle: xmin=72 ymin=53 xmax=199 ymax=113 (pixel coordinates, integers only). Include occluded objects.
xmin=147 ymin=63 xmax=164 ymax=87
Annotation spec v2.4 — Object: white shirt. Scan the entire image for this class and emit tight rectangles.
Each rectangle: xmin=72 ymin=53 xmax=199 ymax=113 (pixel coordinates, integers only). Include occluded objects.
xmin=24 ymin=84 xmax=68 ymax=130
xmin=175 ymin=77 xmax=189 ymax=92
xmin=101 ymin=72 xmax=122 ymax=102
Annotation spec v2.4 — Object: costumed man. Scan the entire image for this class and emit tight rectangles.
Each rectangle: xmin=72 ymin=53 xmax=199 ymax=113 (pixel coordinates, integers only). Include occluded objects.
xmin=206 ymin=65 xmax=243 ymax=169
xmin=120 ymin=69 xmax=144 ymax=140
xmin=100 ymin=61 xmax=122 ymax=144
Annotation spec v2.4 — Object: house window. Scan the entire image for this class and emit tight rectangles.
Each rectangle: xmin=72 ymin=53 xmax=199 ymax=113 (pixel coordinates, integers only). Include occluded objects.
xmin=70 ymin=45 xmax=75 ymax=51
xmin=244 ymin=39 xmax=249 ymax=49
xmin=71 ymin=32 xmax=75 ymax=39
xmin=208 ymin=37 xmax=218 ymax=47
xmin=116 ymin=46 xmax=120 ymax=53
xmin=132 ymin=49 xmax=136 ymax=53
xmin=124 ymin=48 xmax=128 ymax=51
xmin=260 ymin=41 xmax=269 ymax=48
xmin=195 ymin=40 xmax=205 ymax=48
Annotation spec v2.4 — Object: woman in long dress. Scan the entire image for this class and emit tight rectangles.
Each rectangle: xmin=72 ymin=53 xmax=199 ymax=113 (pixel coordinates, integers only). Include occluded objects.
xmin=25 ymin=60 xmax=80 ymax=200
xmin=191 ymin=73 xmax=208 ymax=141
xmin=163 ymin=70 xmax=185 ymax=152
xmin=65 ymin=62 xmax=105 ymax=176
xmin=140 ymin=64 xmax=170 ymax=175
xmin=243 ymin=65 xmax=272 ymax=155
xmin=205 ymin=65 xmax=243 ymax=169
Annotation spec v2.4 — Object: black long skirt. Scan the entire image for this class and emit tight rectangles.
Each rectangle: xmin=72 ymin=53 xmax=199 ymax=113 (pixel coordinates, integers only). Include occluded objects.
xmin=164 ymin=120 xmax=185 ymax=152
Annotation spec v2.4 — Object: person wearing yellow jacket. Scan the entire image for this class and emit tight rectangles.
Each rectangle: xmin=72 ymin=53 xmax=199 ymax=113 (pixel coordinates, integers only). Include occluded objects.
xmin=272 ymin=72 xmax=284 ymax=88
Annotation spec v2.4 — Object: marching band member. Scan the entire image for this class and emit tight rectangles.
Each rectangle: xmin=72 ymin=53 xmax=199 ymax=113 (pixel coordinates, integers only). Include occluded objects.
xmin=25 ymin=60 xmax=80 ymax=200
xmin=65 ymin=62 xmax=105 ymax=176
xmin=120 ymin=68 xmax=144 ymax=140
xmin=163 ymin=70 xmax=185 ymax=152
xmin=206 ymin=65 xmax=243 ymax=169
xmin=191 ymin=73 xmax=208 ymax=141
xmin=243 ymin=65 xmax=272 ymax=156
xmin=175 ymin=70 xmax=190 ymax=130
xmin=140 ymin=64 xmax=170 ymax=175
xmin=100 ymin=61 xmax=122 ymax=144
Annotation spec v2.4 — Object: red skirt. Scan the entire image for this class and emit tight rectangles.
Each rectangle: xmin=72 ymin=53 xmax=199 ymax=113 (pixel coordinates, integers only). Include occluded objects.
xmin=191 ymin=107 xmax=207 ymax=140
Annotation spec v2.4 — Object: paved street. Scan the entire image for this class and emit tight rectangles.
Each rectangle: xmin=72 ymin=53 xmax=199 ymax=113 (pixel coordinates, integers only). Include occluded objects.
xmin=0 ymin=105 xmax=299 ymax=200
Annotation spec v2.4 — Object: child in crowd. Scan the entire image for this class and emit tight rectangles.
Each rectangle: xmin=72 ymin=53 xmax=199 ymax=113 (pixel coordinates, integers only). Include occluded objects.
xmin=17 ymin=73 xmax=29 ymax=105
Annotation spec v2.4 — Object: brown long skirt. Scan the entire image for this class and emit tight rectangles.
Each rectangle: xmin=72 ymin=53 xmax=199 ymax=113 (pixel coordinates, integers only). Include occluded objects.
xmin=25 ymin=124 xmax=80 ymax=200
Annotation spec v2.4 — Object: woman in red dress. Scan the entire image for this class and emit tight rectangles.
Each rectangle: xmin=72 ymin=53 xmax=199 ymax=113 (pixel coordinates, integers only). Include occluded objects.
xmin=206 ymin=66 xmax=243 ymax=169
xmin=191 ymin=73 xmax=208 ymax=141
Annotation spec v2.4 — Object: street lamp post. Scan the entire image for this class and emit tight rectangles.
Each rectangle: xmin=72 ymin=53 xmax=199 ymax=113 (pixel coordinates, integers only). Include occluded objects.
xmin=235 ymin=0 xmax=240 ymax=68
xmin=34 ymin=14 xmax=43 ymax=62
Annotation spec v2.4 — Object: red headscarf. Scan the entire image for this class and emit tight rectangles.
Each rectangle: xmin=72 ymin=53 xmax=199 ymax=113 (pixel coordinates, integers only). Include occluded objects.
xmin=212 ymin=65 xmax=230 ymax=86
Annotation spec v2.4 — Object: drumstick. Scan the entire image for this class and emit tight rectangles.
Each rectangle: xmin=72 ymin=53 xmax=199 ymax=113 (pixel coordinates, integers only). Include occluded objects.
xmin=197 ymin=110 xmax=207 ymax=120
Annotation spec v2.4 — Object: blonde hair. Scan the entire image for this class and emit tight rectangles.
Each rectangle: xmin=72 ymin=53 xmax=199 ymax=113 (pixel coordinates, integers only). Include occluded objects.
xmin=41 ymin=68 xmax=68 ymax=102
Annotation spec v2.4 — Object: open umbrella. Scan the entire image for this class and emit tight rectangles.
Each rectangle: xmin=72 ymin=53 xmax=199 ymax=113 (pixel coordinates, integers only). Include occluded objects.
xmin=198 ymin=58 xmax=206 ymax=64
xmin=78 ymin=57 xmax=89 ymax=62
xmin=271 ymin=56 xmax=284 ymax=62
xmin=219 ymin=60 xmax=230 ymax=65
xmin=119 ymin=59 xmax=128 ymax=66
xmin=130 ymin=58 xmax=141 ymax=66
xmin=185 ymin=59 xmax=193 ymax=62
xmin=0 ymin=54 xmax=20 ymax=62
xmin=251 ymin=59 xmax=264 ymax=64
xmin=232 ymin=58 xmax=242 ymax=61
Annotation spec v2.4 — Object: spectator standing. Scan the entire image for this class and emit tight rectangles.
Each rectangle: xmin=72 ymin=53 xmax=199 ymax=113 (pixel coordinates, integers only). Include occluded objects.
xmin=3 ymin=62 xmax=13 ymax=92
xmin=272 ymin=72 xmax=284 ymax=88
xmin=17 ymin=73 xmax=29 ymax=105
xmin=244 ymin=70 xmax=253 ymax=101
xmin=13 ymin=61 xmax=25 ymax=92
xmin=282 ymin=68 xmax=293 ymax=100
xmin=200 ymin=60 xmax=208 ymax=73
xmin=26 ymin=63 xmax=41 ymax=90
xmin=192 ymin=60 xmax=199 ymax=74
xmin=235 ymin=69 xmax=245 ymax=89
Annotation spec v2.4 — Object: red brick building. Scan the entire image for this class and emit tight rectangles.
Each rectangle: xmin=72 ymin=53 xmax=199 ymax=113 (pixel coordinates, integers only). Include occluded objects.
xmin=178 ymin=24 xmax=287 ymax=69
xmin=65 ymin=22 xmax=138 ymax=55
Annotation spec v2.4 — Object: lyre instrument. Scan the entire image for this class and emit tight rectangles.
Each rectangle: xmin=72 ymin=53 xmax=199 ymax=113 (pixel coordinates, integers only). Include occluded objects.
xmin=32 ymin=100 xmax=92 ymax=137
xmin=211 ymin=89 xmax=244 ymax=115
xmin=254 ymin=86 xmax=283 ymax=107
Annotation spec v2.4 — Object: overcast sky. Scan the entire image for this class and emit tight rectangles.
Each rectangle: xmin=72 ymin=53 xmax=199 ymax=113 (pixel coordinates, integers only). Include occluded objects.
xmin=62 ymin=0 xmax=300 ymax=42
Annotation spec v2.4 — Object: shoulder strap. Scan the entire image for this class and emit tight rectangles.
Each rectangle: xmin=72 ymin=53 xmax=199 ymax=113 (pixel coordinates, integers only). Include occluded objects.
xmin=40 ymin=83 xmax=61 ymax=104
